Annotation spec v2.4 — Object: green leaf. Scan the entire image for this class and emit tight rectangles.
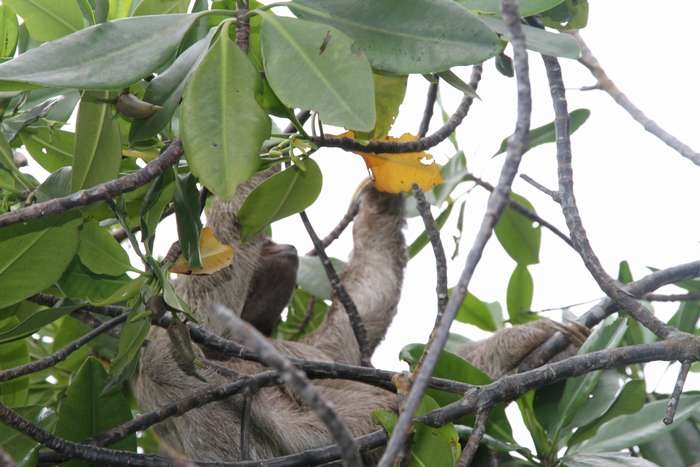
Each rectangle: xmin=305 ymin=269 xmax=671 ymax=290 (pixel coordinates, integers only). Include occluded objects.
xmin=133 ymin=0 xmax=190 ymax=15
xmin=78 ymin=221 xmax=132 ymax=276
xmin=20 ymin=127 xmax=74 ymax=172
xmin=296 ymin=256 xmax=346 ymax=300
xmin=71 ymin=91 xmax=121 ymax=191
xmin=0 ymin=13 xmax=204 ymax=90
xmin=0 ymin=216 xmax=81 ymax=308
xmin=668 ymin=299 xmax=700 ymax=334
xmin=372 ymin=395 xmax=461 ymax=467
xmin=0 ymin=340 xmax=28 ymax=406
xmin=494 ymin=108 xmax=590 ymax=156
xmin=517 ymin=390 xmax=550 ymax=455
xmin=408 ymin=202 xmax=453 ymax=258
xmin=104 ymin=311 xmax=150 ymax=394
xmin=181 ymin=23 xmax=270 ymax=199
xmin=554 ymin=319 xmax=627 ymax=441
xmin=639 ymin=419 xmax=700 ymax=467
xmin=567 ymin=379 xmax=645 ymax=447
xmin=238 ymin=160 xmax=323 ymax=241
xmin=437 ymin=70 xmax=479 ymax=99
xmin=574 ymin=395 xmax=700 ymax=454
xmin=541 ymin=0 xmax=589 ymax=31
xmin=455 ymin=291 xmax=502 ymax=331
xmin=355 ymin=73 xmax=407 ymax=140
xmin=4 ymin=0 xmax=84 ymax=42
xmin=290 ymin=0 xmax=501 ymax=74
xmin=0 ymin=304 xmax=78 ymax=344
xmin=400 ymin=344 xmax=514 ymax=443
xmin=494 ymin=192 xmax=540 ymax=265
xmin=276 ymin=288 xmax=330 ymax=339
xmin=57 ymin=258 xmax=143 ymax=306
xmin=35 ymin=167 xmax=72 ymax=202
xmin=506 ymin=264 xmax=534 ymax=323
xmin=260 ymin=13 xmax=375 ymax=130
xmin=173 ymin=172 xmax=202 ymax=269
xmin=0 ymin=5 xmax=19 ymax=59
xmin=55 ymin=358 xmax=136 ymax=466
xmin=457 ymin=0 xmax=565 ymax=16
xmin=140 ymin=169 xmax=175 ymax=248
xmin=478 ymin=16 xmax=580 ymax=59
xmin=562 ymin=452 xmax=659 ymax=467
xmin=130 ymin=28 xmax=214 ymax=144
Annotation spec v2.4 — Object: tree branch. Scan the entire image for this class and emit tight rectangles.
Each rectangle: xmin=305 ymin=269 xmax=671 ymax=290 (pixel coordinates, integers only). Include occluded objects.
xmin=418 ymin=78 xmax=439 ymax=137
xmin=572 ymin=32 xmax=700 ymax=167
xmin=376 ymin=2 xmax=531 ymax=465
xmin=0 ymin=140 xmax=183 ymax=228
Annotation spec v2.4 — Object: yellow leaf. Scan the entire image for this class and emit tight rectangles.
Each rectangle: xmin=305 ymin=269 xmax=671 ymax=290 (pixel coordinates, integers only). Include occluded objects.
xmin=171 ymin=227 xmax=234 ymax=275
xmin=347 ymin=132 xmax=443 ymax=194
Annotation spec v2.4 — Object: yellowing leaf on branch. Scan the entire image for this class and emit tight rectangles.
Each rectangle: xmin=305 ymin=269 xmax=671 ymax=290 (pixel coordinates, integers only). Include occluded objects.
xmin=346 ymin=132 xmax=443 ymax=193
xmin=171 ymin=227 xmax=233 ymax=275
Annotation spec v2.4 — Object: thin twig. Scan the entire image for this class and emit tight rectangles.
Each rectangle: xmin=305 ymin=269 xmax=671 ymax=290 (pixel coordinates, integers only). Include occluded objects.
xmin=214 ymin=305 xmax=364 ymax=467
xmin=299 ymin=210 xmax=371 ymax=367
xmin=418 ymin=78 xmax=439 ymax=137
xmin=306 ymin=198 xmax=360 ymax=256
xmin=309 ymin=66 xmax=482 ymax=154
xmin=0 ymin=140 xmax=184 ymax=228
xmin=235 ymin=1 xmax=250 ymax=53
xmin=411 ymin=185 xmax=448 ymax=373
xmin=645 ymin=291 xmax=700 ymax=302
xmin=377 ymin=3 xmax=531 ymax=465
xmin=457 ymin=408 xmax=491 ymax=467
xmin=543 ymin=54 xmax=676 ymax=340
xmin=293 ymin=295 xmax=317 ymax=339
xmin=0 ymin=313 xmax=127 ymax=382
xmin=519 ymin=173 xmax=560 ymax=203
xmin=468 ymin=173 xmax=573 ymax=248
xmin=518 ymin=260 xmax=700 ymax=372
xmin=664 ymin=360 xmax=691 ymax=425
xmin=572 ymin=32 xmax=700 ymax=167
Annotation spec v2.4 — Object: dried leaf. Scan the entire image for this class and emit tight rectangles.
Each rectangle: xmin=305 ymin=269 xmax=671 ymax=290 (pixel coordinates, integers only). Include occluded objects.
xmin=348 ymin=132 xmax=443 ymax=193
xmin=171 ymin=227 xmax=233 ymax=275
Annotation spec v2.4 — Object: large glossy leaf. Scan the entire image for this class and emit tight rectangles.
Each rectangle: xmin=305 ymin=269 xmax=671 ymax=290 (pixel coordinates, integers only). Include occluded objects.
xmin=567 ymin=379 xmax=645 ymax=447
xmin=400 ymin=344 xmax=514 ymax=443
xmin=0 ymin=304 xmax=78 ymax=344
xmin=260 ymin=13 xmax=375 ymax=130
xmin=71 ymin=91 xmax=121 ymax=191
xmin=355 ymin=73 xmax=407 ymax=140
xmin=495 ymin=192 xmax=540 ymax=265
xmin=494 ymin=108 xmax=590 ymax=156
xmin=130 ymin=29 xmax=214 ymax=143
xmin=639 ymin=419 xmax=700 ymax=467
xmin=55 ymin=358 xmax=136 ymax=466
xmin=0 ymin=13 xmax=204 ymax=90
xmin=454 ymin=291 xmax=503 ymax=331
xmin=373 ymin=395 xmax=461 ymax=467
xmin=563 ymin=452 xmax=659 ymax=467
xmin=0 ymin=5 xmax=19 ymax=59
xmin=506 ymin=264 xmax=535 ymax=324
xmin=78 ymin=221 xmax=132 ymax=276
xmin=181 ymin=23 xmax=270 ymax=199
xmin=133 ymin=0 xmax=190 ymax=15
xmin=104 ymin=311 xmax=150 ymax=394
xmin=574 ymin=394 xmax=700 ymax=454
xmin=478 ymin=16 xmax=580 ymax=58
xmin=4 ymin=0 xmax=84 ymax=43
xmin=457 ymin=0 xmax=565 ymax=16
xmin=554 ymin=319 xmax=627 ymax=439
xmin=20 ymin=127 xmax=74 ymax=172
xmin=238 ymin=160 xmax=323 ymax=241
xmin=0 ymin=340 xmax=28 ymax=406
xmin=290 ymin=0 xmax=501 ymax=74
xmin=297 ymin=256 xmax=346 ymax=300
xmin=57 ymin=258 xmax=143 ymax=306
xmin=0 ymin=216 xmax=81 ymax=308
xmin=173 ymin=172 xmax=202 ymax=269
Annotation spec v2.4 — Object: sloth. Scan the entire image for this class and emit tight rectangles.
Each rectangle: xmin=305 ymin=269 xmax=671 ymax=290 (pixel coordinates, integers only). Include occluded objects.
xmin=133 ymin=170 xmax=581 ymax=462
